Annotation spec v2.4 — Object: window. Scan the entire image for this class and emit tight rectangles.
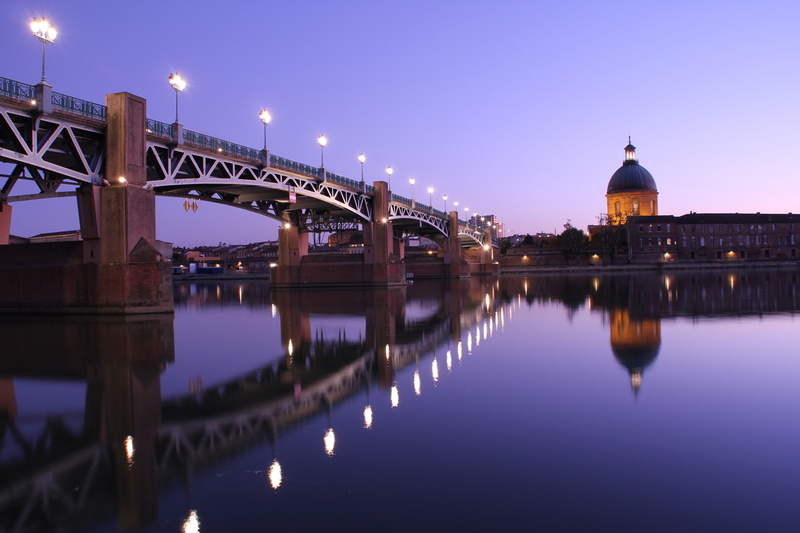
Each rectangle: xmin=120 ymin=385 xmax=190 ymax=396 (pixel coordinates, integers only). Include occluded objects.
xmin=615 ymin=201 xmax=621 ymax=216
xmin=667 ymin=224 xmax=671 ymax=232
xmin=667 ymin=238 xmax=672 ymax=245
xmin=632 ymin=200 xmax=639 ymax=215
xmin=650 ymin=200 xmax=655 ymax=214
xmin=648 ymin=225 xmax=653 ymax=232
xmin=657 ymin=225 xmax=662 ymax=232
xmin=700 ymin=237 xmax=706 ymax=247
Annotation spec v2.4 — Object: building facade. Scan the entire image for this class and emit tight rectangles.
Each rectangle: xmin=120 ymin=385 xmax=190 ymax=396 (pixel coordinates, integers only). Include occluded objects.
xmin=627 ymin=213 xmax=800 ymax=263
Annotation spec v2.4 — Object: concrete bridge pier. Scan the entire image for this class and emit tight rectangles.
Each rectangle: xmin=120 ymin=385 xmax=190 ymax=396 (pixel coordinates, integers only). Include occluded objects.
xmin=271 ymin=181 xmax=406 ymax=287
xmin=0 ymin=92 xmax=173 ymax=314
xmin=469 ymin=227 xmax=500 ymax=276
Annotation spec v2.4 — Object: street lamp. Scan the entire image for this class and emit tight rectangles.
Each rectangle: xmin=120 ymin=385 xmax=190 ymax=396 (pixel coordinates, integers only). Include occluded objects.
xmin=358 ymin=153 xmax=366 ymax=183
xmin=30 ymin=18 xmax=57 ymax=83
xmin=168 ymin=73 xmax=186 ymax=124
xmin=427 ymin=186 xmax=434 ymax=210
xmin=318 ymin=135 xmax=327 ymax=167
xmin=442 ymin=194 xmax=448 ymax=213
xmin=385 ymin=166 xmax=393 ymax=192
xmin=409 ymin=177 xmax=416 ymax=205
xmin=259 ymin=109 xmax=271 ymax=151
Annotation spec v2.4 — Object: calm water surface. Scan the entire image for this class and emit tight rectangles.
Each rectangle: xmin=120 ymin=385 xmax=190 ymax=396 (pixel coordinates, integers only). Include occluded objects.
xmin=2 ymin=270 xmax=799 ymax=532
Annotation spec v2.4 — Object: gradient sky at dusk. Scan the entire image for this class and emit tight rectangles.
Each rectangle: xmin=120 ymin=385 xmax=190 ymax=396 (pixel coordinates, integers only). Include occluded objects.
xmin=2 ymin=0 xmax=798 ymax=246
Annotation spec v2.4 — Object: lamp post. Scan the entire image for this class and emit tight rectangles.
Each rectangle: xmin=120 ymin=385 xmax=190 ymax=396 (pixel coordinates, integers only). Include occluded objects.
xmin=30 ymin=18 xmax=57 ymax=84
xmin=358 ymin=153 xmax=366 ymax=183
xmin=318 ymin=135 xmax=327 ymax=167
xmin=409 ymin=178 xmax=415 ymax=205
xmin=385 ymin=166 xmax=393 ymax=193
xmin=442 ymin=194 xmax=448 ymax=213
xmin=427 ymin=186 xmax=434 ymax=210
xmin=473 ymin=211 xmax=478 ymax=229
xmin=168 ymin=73 xmax=186 ymax=124
xmin=259 ymin=109 xmax=271 ymax=150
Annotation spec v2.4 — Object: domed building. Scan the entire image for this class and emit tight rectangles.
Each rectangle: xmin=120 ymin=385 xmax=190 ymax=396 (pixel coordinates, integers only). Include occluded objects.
xmin=606 ymin=139 xmax=658 ymax=224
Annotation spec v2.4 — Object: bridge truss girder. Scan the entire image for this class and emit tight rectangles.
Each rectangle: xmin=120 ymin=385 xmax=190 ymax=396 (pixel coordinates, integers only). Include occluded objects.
xmin=0 ymin=108 xmax=105 ymax=201
xmin=146 ymin=142 xmax=373 ymax=224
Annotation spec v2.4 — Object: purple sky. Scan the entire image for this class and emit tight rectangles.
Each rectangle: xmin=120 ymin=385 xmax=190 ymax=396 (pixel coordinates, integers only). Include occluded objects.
xmin=2 ymin=0 xmax=799 ymax=246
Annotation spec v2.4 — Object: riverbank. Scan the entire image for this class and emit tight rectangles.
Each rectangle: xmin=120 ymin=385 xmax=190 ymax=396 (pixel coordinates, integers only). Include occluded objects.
xmin=499 ymin=260 xmax=800 ymax=275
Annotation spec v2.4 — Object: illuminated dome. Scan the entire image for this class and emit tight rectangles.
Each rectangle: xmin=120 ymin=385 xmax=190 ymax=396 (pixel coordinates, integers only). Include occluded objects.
xmin=606 ymin=141 xmax=657 ymax=194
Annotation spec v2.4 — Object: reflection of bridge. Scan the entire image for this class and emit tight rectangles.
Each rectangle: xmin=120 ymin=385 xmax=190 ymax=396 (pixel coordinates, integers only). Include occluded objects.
xmin=0 ymin=76 xmax=497 ymax=309
xmin=0 ymin=278 xmax=506 ymax=532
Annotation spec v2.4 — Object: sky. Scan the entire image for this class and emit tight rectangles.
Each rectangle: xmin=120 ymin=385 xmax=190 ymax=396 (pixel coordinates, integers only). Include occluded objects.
xmin=1 ymin=0 xmax=799 ymax=247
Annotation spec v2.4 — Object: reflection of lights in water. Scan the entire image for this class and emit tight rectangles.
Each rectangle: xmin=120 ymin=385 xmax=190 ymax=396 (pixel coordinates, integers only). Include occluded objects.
xmin=238 ymin=285 xmax=243 ymax=304
xmin=467 ymin=333 xmax=473 ymax=353
xmin=271 ymin=303 xmax=277 ymax=318
xmin=216 ymin=286 xmax=221 ymax=299
xmin=664 ymin=276 xmax=672 ymax=291
xmin=324 ymin=428 xmax=336 ymax=455
xmin=269 ymin=459 xmax=282 ymax=489
xmin=630 ymin=369 xmax=643 ymax=392
xmin=500 ymin=309 xmax=505 ymax=329
xmin=287 ymin=339 xmax=293 ymax=356
xmin=728 ymin=274 xmax=736 ymax=290
xmin=432 ymin=357 xmax=439 ymax=382
xmin=593 ymin=277 xmax=600 ymax=292
xmin=475 ymin=325 xmax=481 ymax=346
xmin=385 ymin=344 xmax=390 ymax=361
xmin=363 ymin=405 xmax=373 ymax=429
xmin=486 ymin=320 xmax=491 ymax=338
xmin=124 ymin=435 xmax=134 ymax=467
xmin=446 ymin=350 xmax=452 ymax=371
xmin=523 ymin=281 xmax=528 ymax=296
xmin=414 ymin=370 xmax=422 ymax=396
xmin=391 ymin=385 xmax=399 ymax=407
xmin=183 ymin=510 xmax=200 ymax=533
xmin=485 ymin=293 xmax=490 ymax=312
xmin=457 ymin=341 xmax=463 ymax=361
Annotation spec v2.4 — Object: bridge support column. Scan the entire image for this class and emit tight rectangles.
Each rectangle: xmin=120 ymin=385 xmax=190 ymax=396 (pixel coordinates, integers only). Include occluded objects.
xmin=0 ymin=203 xmax=11 ymax=245
xmin=442 ymin=211 xmax=470 ymax=278
xmin=0 ymin=92 xmax=172 ymax=313
xmin=470 ymin=227 xmax=499 ymax=276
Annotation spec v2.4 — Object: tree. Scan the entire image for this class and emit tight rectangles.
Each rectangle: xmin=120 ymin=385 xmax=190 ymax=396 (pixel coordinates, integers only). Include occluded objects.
xmin=558 ymin=220 xmax=588 ymax=259
xmin=500 ymin=238 xmax=511 ymax=254
xmin=593 ymin=213 xmax=627 ymax=264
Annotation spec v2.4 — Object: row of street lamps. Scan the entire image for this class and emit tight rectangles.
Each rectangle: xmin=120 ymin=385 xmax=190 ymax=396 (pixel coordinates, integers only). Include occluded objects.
xmin=28 ymin=18 xmax=484 ymax=224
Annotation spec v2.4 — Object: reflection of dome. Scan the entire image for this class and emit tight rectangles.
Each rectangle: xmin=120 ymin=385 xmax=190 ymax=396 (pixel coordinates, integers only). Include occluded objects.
xmin=612 ymin=345 xmax=659 ymax=395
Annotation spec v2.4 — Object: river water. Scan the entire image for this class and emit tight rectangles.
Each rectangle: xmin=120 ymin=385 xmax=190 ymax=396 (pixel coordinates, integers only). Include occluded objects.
xmin=2 ymin=269 xmax=799 ymax=532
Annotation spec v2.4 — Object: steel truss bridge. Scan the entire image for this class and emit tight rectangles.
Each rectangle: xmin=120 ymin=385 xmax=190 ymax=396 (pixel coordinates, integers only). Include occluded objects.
xmin=0 ymin=76 xmax=490 ymax=248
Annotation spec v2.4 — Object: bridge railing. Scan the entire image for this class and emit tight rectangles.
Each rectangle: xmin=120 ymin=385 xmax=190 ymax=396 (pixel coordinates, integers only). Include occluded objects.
xmin=184 ymin=129 xmax=262 ymax=160
xmin=270 ymin=154 xmax=322 ymax=178
xmin=0 ymin=76 xmax=34 ymax=101
xmin=52 ymin=92 xmax=107 ymax=121
xmin=146 ymin=118 xmax=173 ymax=138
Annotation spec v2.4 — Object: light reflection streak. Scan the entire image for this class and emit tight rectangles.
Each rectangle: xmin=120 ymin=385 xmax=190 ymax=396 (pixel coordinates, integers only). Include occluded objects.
xmin=414 ymin=369 xmax=421 ymax=396
xmin=183 ymin=510 xmax=200 ymax=533
xmin=391 ymin=384 xmax=399 ymax=407
xmin=467 ymin=332 xmax=473 ymax=353
xmin=268 ymin=459 xmax=282 ymax=489
xmin=485 ymin=293 xmax=490 ymax=311
xmin=324 ymin=428 xmax=336 ymax=455
xmin=124 ymin=435 xmax=134 ymax=468
xmin=363 ymin=405 xmax=373 ymax=429
xmin=385 ymin=344 xmax=390 ymax=361
xmin=432 ymin=357 xmax=439 ymax=382
xmin=476 ymin=325 xmax=481 ymax=346
xmin=271 ymin=303 xmax=277 ymax=318
xmin=238 ymin=285 xmax=243 ymax=304
xmin=457 ymin=341 xmax=463 ymax=361
xmin=446 ymin=350 xmax=452 ymax=371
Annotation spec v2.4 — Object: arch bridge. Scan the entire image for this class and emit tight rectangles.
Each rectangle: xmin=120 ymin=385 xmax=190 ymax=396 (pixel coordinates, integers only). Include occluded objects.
xmin=0 ymin=77 xmax=497 ymax=303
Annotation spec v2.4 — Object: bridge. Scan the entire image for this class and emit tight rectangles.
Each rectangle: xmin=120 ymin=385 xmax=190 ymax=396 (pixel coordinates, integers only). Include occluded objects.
xmin=0 ymin=76 xmax=498 ymax=311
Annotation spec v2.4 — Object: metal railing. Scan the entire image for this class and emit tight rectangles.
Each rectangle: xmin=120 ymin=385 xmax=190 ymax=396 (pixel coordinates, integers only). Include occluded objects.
xmin=0 ymin=76 xmax=34 ymax=101
xmin=270 ymin=154 xmax=322 ymax=178
xmin=146 ymin=118 xmax=172 ymax=137
xmin=325 ymin=171 xmax=362 ymax=190
xmin=183 ymin=129 xmax=261 ymax=160
xmin=52 ymin=91 xmax=107 ymax=120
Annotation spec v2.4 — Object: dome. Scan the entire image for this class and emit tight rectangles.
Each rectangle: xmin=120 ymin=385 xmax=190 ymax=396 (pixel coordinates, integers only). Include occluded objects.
xmin=606 ymin=142 xmax=657 ymax=194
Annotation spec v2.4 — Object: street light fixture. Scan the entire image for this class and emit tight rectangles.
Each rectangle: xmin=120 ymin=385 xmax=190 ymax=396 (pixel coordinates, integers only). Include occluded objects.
xmin=385 ymin=166 xmax=393 ymax=192
xmin=443 ymin=194 xmax=448 ymax=213
xmin=427 ymin=186 xmax=434 ymax=210
xmin=168 ymin=73 xmax=186 ymax=124
xmin=358 ymin=153 xmax=366 ymax=182
xmin=409 ymin=177 xmax=416 ymax=205
xmin=317 ymin=135 xmax=327 ymax=167
xmin=30 ymin=18 xmax=57 ymax=83
xmin=259 ymin=109 xmax=271 ymax=151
